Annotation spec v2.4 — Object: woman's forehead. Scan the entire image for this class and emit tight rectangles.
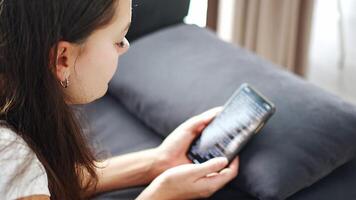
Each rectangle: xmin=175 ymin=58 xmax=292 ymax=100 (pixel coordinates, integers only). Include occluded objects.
xmin=113 ymin=0 xmax=132 ymax=26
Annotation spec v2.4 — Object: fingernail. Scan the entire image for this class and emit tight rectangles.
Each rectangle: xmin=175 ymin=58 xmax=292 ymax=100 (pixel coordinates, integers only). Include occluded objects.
xmin=214 ymin=157 xmax=228 ymax=165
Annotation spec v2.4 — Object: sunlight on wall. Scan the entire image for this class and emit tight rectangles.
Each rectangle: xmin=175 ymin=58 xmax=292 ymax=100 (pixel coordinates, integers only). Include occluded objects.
xmin=308 ymin=0 xmax=356 ymax=104
xmin=184 ymin=0 xmax=208 ymax=27
xmin=216 ymin=0 xmax=235 ymax=42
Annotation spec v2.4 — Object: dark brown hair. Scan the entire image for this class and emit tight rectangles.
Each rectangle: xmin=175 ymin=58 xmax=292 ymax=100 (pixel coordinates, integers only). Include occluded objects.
xmin=0 ymin=0 xmax=118 ymax=199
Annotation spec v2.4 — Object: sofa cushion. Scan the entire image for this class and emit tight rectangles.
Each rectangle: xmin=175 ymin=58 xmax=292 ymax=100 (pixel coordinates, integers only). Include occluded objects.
xmin=109 ymin=24 xmax=356 ymax=200
xmin=83 ymin=95 xmax=162 ymax=156
xmin=289 ymin=158 xmax=356 ymax=200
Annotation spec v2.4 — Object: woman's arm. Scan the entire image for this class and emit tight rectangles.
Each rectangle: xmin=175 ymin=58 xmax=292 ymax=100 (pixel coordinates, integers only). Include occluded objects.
xmin=85 ymin=107 xmax=236 ymax=199
xmin=86 ymin=148 xmax=167 ymax=196
xmin=19 ymin=195 xmax=50 ymax=200
xmin=95 ymin=148 xmax=165 ymax=192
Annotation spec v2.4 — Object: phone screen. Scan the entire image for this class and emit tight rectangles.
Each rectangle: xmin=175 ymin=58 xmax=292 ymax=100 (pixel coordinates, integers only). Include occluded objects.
xmin=187 ymin=83 xmax=276 ymax=164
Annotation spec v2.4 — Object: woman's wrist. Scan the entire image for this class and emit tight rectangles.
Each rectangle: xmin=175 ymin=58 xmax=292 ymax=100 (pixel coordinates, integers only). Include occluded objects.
xmin=136 ymin=174 xmax=169 ymax=200
xmin=148 ymin=147 xmax=172 ymax=179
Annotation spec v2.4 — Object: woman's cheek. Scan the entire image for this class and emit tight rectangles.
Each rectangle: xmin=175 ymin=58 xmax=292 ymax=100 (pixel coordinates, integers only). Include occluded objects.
xmin=90 ymin=44 xmax=118 ymax=82
xmin=103 ymin=50 xmax=120 ymax=81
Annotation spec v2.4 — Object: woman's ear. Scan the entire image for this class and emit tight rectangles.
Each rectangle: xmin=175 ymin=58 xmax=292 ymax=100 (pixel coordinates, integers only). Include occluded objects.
xmin=55 ymin=47 xmax=68 ymax=82
xmin=51 ymin=41 xmax=78 ymax=83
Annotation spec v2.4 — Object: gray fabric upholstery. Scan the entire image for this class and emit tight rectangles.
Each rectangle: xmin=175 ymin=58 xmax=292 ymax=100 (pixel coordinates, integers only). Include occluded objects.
xmin=83 ymin=95 xmax=162 ymax=156
xmin=289 ymin=159 xmax=356 ymax=200
xmin=109 ymin=24 xmax=356 ymax=200
xmin=127 ymin=0 xmax=190 ymax=41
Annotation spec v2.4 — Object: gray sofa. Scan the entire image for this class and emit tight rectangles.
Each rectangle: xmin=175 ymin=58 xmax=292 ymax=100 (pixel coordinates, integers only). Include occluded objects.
xmin=85 ymin=1 xmax=356 ymax=199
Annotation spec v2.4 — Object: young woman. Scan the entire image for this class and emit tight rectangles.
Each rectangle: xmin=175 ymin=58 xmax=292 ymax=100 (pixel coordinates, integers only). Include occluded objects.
xmin=0 ymin=0 xmax=239 ymax=199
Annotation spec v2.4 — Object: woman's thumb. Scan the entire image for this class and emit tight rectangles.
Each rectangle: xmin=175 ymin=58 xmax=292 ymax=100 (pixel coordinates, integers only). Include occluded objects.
xmin=194 ymin=157 xmax=228 ymax=177
xmin=181 ymin=107 xmax=223 ymax=133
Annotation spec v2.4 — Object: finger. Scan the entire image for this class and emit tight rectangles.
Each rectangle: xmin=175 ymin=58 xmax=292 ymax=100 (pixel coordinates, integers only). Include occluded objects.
xmin=181 ymin=107 xmax=223 ymax=133
xmin=206 ymin=172 xmax=219 ymax=178
xmin=229 ymin=157 xmax=239 ymax=173
xmin=205 ymin=157 xmax=239 ymax=177
xmin=199 ymin=158 xmax=239 ymax=190
xmin=219 ymin=157 xmax=239 ymax=178
xmin=193 ymin=157 xmax=228 ymax=177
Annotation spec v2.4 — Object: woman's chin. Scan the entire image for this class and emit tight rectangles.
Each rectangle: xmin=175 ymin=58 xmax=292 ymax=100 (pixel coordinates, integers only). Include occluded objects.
xmin=66 ymin=84 xmax=109 ymax=105
xmin=92 ymin=84 xmax=109 ymax=102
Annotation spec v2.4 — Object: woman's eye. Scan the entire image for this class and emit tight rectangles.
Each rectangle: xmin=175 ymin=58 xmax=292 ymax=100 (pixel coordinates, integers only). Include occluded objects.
xmin=116 ymin=41 xmax=125 ymax=48
xmin=116 ymin=37 xmax=129 ymax=48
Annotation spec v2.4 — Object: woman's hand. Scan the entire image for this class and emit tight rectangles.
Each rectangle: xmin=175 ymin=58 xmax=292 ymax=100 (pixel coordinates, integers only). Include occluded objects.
xmin=153 ymin=107 xmax=224 ymax=174
xmin=86 ymin=107 xmax=238 ymax=196
xmin=137 ymin=157 xmax=239 ymax=200
xmin=137 ymin=107 xmax=240 ymax=199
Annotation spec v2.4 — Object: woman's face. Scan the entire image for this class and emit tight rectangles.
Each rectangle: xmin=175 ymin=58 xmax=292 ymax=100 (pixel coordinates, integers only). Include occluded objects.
xmin=55 ymin=0 xmax=132 ymax=104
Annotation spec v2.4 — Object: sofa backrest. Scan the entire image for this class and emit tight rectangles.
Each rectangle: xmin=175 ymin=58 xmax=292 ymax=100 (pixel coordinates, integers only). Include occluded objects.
xmin=126 ymin=0 xmax=191 ymax=41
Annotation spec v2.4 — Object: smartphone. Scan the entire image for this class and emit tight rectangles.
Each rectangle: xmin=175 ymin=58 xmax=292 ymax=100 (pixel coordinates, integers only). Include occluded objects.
xmin=187 ymin=83 xmax=276 ymax=164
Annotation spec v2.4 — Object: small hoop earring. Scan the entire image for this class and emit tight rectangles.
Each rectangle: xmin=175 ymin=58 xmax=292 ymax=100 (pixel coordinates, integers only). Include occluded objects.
xmin=60 ymin=77 xmax=69 ymax=88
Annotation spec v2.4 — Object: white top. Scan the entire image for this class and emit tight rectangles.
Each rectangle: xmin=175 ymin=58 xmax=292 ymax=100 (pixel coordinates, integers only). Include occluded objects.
xmin=0 ymin=124 xmax=50 ymax=199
